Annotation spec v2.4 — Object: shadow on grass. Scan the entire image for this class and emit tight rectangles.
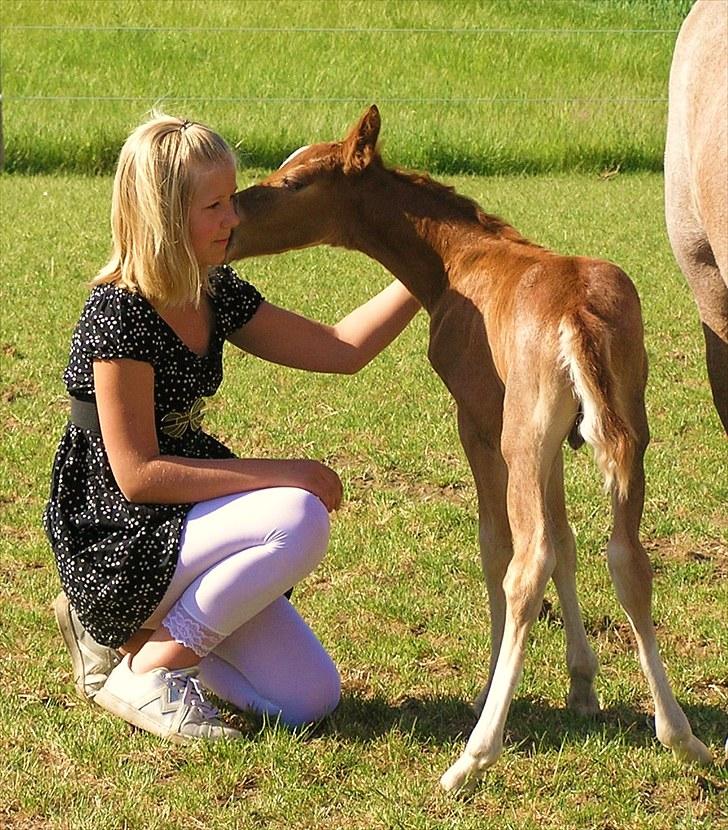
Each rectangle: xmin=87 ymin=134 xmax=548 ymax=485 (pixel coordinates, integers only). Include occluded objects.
xmin=3 ymin=139 xmax=664 ymax=177
xmin=316 ymin=693 xmax=726 ymax=754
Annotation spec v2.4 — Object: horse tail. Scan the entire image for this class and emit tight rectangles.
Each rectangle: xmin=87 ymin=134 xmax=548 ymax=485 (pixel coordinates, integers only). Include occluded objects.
xmin=558 ymin=310 xmax=636 ymax=501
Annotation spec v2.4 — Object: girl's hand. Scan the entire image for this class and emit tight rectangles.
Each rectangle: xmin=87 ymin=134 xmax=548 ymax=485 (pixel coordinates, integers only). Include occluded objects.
xmin=284 ymin=460 xmax=343 ymax=512
xmin=94 ymin=358 xmax=345 ymax=507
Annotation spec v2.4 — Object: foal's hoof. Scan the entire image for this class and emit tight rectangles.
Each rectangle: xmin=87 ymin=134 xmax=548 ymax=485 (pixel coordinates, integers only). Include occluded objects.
xmin=567 ymin=688 xmax=601 ymax=717
xmin=567 ymin=681 xmax=601 ymax=717
xmin=671 ymin=735 xmax=713 ymax=766
xmin=439 ymin=757 xmax=480 ymax=794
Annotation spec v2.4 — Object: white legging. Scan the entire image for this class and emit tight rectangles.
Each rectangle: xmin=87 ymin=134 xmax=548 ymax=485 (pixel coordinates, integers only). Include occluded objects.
xmin=143 ymin=487 xmax=340 ymax=727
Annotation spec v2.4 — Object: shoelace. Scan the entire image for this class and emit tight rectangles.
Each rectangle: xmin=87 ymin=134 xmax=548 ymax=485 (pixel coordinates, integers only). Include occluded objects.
xmin=163 ymin=670 xmax=220 ymax=721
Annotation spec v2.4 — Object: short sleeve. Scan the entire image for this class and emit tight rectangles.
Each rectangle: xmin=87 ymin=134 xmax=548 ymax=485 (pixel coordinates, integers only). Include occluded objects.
xmin=210 ymin=265 xmax=264 ymax=338
xmin=77 ymin=286 xmax=158 ymax=362
xmin=63 ymin=286 xmax=159 ymax=395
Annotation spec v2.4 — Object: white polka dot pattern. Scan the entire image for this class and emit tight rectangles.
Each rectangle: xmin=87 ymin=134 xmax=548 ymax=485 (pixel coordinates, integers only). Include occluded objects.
xmin=43 ymin=265 xmax=263 ymax=648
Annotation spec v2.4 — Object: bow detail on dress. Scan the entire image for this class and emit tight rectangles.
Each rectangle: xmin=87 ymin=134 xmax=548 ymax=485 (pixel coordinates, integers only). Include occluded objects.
xmin=160 ymin=397 xmax=207 ymax=438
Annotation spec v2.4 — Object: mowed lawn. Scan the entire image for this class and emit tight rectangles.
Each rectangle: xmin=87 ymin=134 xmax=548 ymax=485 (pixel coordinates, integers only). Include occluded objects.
xmin=2 ymin=0 xmax=694 ymax=174
xmin=1 ymin=167 xmax=726 ymax=830
xmin=1 ymin=0 xmax=726 ymax=828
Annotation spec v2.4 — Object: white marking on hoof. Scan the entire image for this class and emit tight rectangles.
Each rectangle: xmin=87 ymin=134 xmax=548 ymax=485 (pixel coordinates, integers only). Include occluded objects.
xmin=671 ymin=735 xmax=713 ymax=766
xmin=439 ymin=753 xmax=482 ymax=793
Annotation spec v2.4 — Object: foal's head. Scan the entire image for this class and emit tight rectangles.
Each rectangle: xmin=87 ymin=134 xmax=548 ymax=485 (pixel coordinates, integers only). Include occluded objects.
xmin=227 ymin=106 xmax=382 ymax=260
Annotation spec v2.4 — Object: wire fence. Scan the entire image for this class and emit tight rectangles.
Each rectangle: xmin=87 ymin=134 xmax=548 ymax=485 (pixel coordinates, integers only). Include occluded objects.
xmin=4 ymin=24 xmax=681 ymax=32
xmin=0 ymin=21 xmax=682 ymax=172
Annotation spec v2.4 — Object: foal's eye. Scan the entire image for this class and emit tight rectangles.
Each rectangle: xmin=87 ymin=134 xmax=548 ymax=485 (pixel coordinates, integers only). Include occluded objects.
xmin=282 ymin=175 xmax=304 ymax=191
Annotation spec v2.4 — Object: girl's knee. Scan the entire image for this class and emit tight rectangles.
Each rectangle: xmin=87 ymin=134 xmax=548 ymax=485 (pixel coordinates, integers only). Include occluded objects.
xmin=275 ymin=487 xmax=330 ymax=562
xmin=315 ymin=657 xmax=342 ymax=718
xmin=283 ymin=658 xmax=341 ymax=727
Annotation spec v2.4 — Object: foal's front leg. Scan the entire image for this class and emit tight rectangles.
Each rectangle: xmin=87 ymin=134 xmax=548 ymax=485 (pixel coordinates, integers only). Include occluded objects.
xmin=441 ymin=387 xmax=567 ymax=792
xmin=456 ymin=409 xmax=512 ymax=715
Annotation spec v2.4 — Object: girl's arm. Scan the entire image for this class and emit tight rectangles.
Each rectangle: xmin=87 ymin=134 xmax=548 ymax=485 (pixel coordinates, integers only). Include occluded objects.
xmin=227 ymin=279 xmax=420 ymax=374
xmin=93 ymin=358 xmax=343 ymax=508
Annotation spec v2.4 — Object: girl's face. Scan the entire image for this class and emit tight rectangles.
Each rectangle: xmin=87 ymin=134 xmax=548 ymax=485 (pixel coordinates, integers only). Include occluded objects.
xmin=188 ymin=160 xmax=240 ymax=270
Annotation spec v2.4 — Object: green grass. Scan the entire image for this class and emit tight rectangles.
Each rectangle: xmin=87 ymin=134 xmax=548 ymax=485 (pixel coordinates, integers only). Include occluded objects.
xmin=1 ymin=0 xmax=725 ymax=826
xmin=2 ymin=0 xmax=693 ymax=174
xmin=1 ymin=168 xmax=726 ymax=829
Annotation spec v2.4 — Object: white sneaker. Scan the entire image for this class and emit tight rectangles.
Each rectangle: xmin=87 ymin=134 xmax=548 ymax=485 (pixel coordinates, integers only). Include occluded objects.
xmin=94 ymin=655 xmax=243 ymax=744
xmin=52 ymin=592 xmax=121 ymax=699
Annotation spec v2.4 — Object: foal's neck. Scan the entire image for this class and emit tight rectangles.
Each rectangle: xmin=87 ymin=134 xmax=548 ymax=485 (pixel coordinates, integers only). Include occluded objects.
xmin=351 ymin=167 xmax=529 ymax=312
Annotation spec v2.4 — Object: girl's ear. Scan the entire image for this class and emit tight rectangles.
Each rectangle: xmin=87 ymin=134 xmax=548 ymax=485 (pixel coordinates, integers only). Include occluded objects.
xmin=342 ymin=105 xmax=381 ymax=174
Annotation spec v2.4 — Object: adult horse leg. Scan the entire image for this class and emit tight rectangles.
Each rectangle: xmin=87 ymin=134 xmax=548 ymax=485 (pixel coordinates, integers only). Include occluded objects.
xmin=606 ymin=393 xmax=712 ymax=763
xmin=702 ymin=315 xmax=728 ymax=434
xmin=667 ymin=217 xmax=728 ymax=432
xmin=665 ymin=138 xmax=728 ymax=433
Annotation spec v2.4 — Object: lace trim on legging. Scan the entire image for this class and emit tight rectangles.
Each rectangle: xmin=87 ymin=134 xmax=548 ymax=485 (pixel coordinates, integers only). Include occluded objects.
xmin=163 ymin=601 xmax=226 ymax=657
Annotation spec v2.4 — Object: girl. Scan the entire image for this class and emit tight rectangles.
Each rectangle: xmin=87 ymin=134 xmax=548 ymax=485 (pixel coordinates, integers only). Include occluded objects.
xmin=44 ymin=113 xmax=419 ymax=743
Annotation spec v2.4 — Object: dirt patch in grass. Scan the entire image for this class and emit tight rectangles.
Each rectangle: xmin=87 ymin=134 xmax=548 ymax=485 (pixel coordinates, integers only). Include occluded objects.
xmin=586 ymin=614 xmax=637 ymax=651
xmin=0 ymin=808 xmax=55 ymax=830
xmin=335 ymin=449 xmax=474 ymax=508
xmin=646 ymin=534 xmax=728 ymax=578
xmin=685 ymin=678 xmax=728 ymax=707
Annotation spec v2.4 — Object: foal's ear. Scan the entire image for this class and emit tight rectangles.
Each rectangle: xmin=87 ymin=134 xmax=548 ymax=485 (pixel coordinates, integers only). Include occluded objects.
xmin=342 ymin=105 xmax=381 ymax=174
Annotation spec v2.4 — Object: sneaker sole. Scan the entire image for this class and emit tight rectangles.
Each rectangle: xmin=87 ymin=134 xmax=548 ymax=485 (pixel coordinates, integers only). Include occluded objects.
xmin=52 ymin=592 xmax=89 ymax=700
xmin=94 ymin=685 xmax=194 ymax=745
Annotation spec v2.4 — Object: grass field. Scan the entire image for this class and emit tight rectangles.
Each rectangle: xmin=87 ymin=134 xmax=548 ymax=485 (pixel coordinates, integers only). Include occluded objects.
xmin=2 ymin=0 xmax=693 ymax=174
xmin=1 ymin=1 xmax=727 ymax=828
xmin=1 ymin=166 xmax=726 ymax=829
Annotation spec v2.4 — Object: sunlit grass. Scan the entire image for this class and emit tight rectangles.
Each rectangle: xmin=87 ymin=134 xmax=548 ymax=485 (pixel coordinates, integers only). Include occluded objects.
xmin=2 ymin=2 xmax=725 ymax=827
xmin=2 ymin=0 xmax=692 ymax=174
xmin=1 ymin=167 xmax=726 ymax=830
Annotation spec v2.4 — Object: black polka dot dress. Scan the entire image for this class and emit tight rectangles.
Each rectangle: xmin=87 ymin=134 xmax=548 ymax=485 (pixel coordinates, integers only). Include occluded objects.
xmin=43 ymin=265 xmax=263 ymax=648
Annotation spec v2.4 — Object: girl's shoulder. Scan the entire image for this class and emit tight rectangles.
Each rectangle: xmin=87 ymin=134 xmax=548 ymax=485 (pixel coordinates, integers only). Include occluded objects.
xmin=83 ymin=282 xmax=148 ymax=315
xmin=73 ymin=283 xmax=159 ymax=362
xmin=209 ymin=265 xmax=264 ymax=335
xmin=208 ymin=263 xmax=257 ymax=296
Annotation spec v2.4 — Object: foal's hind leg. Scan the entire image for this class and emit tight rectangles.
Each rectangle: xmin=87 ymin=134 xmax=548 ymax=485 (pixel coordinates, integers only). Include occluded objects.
xmin=607 ymin=402 xmax=712 ymax=764
xmin=547 ymin=454 xmax=600 ymax=716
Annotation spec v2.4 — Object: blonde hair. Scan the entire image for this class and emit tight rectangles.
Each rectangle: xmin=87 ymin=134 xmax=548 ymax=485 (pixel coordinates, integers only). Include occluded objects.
xmin=93 ymin=112 xmax=236 ymax=307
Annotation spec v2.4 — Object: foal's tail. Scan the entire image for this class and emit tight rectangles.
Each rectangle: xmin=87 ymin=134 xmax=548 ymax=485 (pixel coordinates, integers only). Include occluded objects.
xmin=558 ymin=311 xmax=636 ymax=501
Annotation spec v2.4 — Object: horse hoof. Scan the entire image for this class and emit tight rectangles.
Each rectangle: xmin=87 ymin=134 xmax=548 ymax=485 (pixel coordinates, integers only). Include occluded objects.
xmin=439 ymin=747 xmax=498 ymax=793
xmin=440 ymin=759 xmax=479 ymax=794
xmin=567 ymin=689 xmax=601 ymax=717
xmin=671 ymin=735 xmax=713 ymax=766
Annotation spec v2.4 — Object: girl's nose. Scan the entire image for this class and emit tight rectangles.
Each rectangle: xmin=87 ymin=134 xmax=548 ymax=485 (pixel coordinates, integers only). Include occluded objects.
xmin=225 ymin=203 xmax=240 ymax=229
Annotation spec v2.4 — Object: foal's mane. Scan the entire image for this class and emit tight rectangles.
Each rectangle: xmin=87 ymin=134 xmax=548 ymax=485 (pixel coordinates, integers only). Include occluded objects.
xmin=384 ymin=161 xmax=535 ymax=246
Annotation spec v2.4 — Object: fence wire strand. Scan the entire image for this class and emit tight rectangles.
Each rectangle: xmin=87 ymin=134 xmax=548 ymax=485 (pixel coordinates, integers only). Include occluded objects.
xmin=3 ymin=25 xmax=679 ymax=34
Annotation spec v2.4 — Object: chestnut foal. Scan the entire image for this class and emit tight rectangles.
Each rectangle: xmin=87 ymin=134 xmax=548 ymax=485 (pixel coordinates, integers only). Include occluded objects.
xmin=227 ymin=106 xmax=711 ymax=791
